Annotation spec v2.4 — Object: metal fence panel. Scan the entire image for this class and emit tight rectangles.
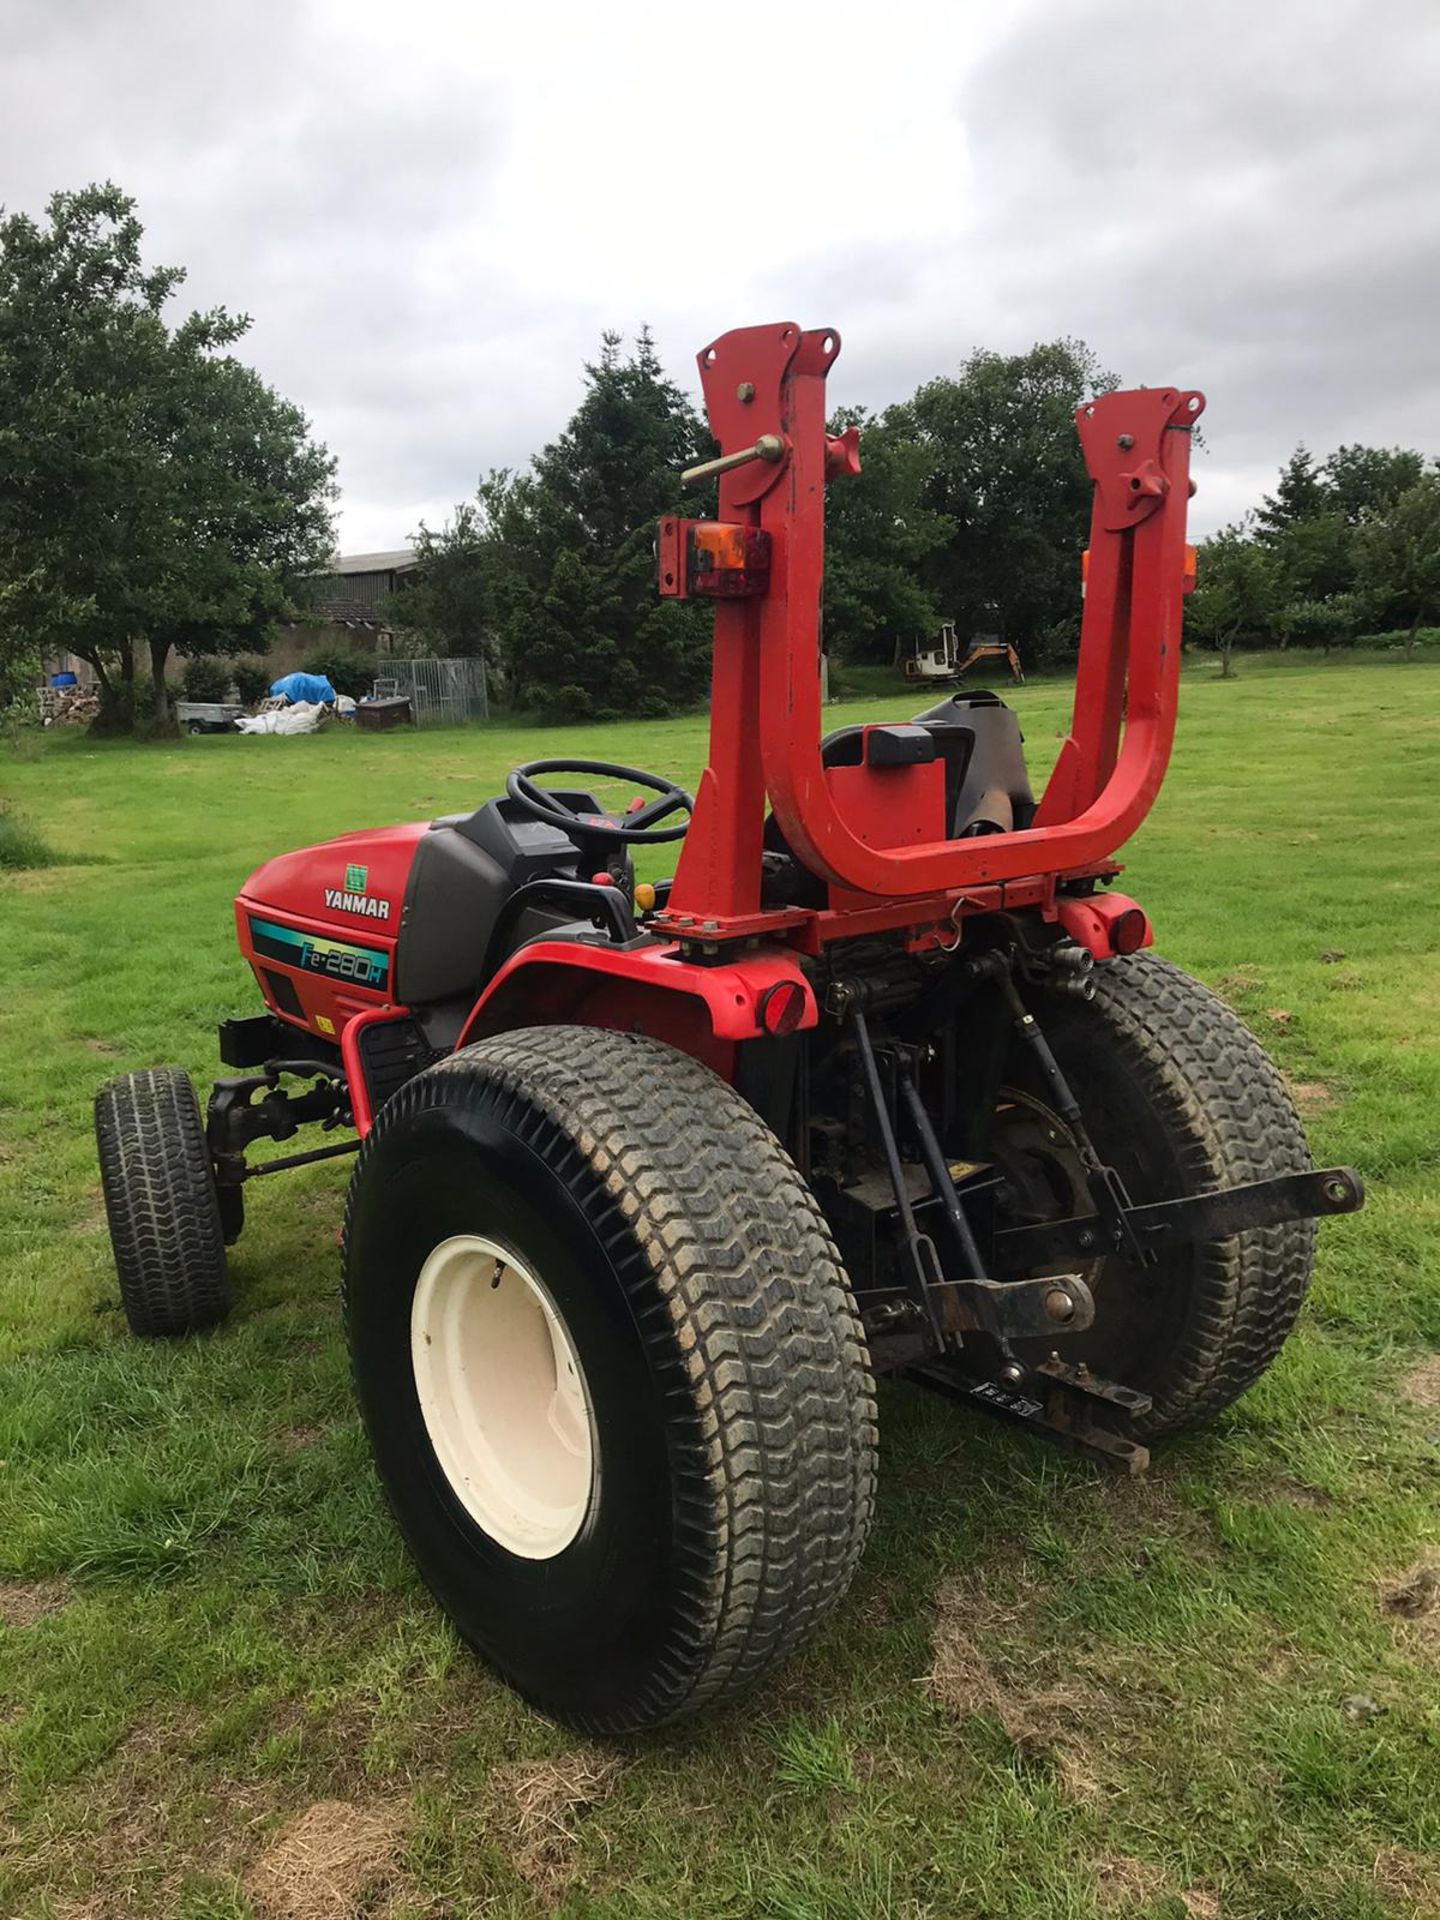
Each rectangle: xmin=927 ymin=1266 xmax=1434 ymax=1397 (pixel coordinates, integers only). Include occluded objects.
xmin=379 ymin=657 xmax=489 ymax=727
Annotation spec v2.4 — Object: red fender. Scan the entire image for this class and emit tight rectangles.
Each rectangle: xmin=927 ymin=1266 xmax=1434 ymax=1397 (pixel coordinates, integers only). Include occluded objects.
xmin=456 ymin=939 xmax=819 ymax=1077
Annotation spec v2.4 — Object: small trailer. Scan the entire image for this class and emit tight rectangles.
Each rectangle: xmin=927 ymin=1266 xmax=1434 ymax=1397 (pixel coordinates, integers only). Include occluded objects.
xmin=176 ymin=700 xmax=246 ymax=736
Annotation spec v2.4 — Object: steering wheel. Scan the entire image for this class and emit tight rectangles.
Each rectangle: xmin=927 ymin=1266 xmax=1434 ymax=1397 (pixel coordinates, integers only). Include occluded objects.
xmin=506 ymin=757 xmax=694 ymax=846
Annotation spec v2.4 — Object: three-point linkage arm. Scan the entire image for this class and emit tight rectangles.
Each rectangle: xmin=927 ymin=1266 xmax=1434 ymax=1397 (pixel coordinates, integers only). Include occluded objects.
xmin=660 ymin=321 xmax=1204 ymax=923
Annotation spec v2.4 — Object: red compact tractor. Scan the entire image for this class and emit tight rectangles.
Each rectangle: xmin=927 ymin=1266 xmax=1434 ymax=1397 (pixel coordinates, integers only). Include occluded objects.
xmin=96 ymin=322 xmax=1362 ymax=1733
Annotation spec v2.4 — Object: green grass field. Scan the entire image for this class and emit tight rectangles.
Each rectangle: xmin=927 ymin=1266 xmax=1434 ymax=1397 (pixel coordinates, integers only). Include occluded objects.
xmin=2 ymin=654 xmax=1438 ymax=1919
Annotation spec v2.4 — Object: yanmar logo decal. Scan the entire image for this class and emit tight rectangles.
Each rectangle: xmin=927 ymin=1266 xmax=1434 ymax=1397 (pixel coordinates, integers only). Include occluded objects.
xmin=324 ymin=865 xmax=392 ymax=921
xmin=324 ymin=887 xmax=391 ymax=921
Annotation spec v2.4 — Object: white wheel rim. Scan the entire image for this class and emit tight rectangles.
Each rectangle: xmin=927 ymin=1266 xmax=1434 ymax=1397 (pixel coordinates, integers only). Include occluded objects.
xmin=410 ymin=1233 xmax=595 ymax=1559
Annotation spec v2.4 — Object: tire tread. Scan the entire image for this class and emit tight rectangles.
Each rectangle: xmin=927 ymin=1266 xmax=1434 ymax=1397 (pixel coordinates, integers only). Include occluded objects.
xmin=95 ymin=1067 xmax=231 ymax=1337
xmin=1083 ymin=953 xmax=1315 ymax=1434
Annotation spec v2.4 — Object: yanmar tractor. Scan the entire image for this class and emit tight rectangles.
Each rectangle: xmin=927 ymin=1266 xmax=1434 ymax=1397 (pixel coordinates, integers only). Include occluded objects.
xmin=96 ymin=322 xmax=1363 ymax=1734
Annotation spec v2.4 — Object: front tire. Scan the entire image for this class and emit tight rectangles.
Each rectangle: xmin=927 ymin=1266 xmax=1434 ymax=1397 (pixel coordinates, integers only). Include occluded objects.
xmin=95 ymin=1067 xmax=232 ymax=1336
xmin=342 ymin=1026 xmax=877 ymax=1734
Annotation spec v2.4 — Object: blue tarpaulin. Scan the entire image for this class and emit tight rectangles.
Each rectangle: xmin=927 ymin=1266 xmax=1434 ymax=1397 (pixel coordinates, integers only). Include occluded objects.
xmin=268 ymin=672 xmax=337 ymax=705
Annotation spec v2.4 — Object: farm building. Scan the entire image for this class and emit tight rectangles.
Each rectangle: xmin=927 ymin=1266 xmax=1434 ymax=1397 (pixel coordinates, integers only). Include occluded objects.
xmin=305 ymin=549 xmax=420 ymax=632
xmin=258 ymin=546 xmax=422 ymax=677
xmin=34 ymin=547 xmax=423 ymax=695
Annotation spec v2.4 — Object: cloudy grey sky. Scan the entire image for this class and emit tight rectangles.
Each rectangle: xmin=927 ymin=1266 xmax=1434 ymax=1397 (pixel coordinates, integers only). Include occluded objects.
xmin=3 ymin=0 xmax=1437 ymax=551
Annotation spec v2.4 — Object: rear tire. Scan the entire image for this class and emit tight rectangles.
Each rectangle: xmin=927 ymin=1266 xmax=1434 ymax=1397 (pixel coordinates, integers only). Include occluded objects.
xmin=1001 ymin=953 xmax=1315 ymax=1438
xmin=95 ymin=1067 xmax=232 ymax=1336
xmin=342 ymin=1025 xmax=877 ymax=1733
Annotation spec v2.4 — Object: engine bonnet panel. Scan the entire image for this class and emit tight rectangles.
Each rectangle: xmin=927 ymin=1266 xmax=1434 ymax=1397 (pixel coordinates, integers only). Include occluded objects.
xmin=235 ymin=823 xmax=427 ymax=1038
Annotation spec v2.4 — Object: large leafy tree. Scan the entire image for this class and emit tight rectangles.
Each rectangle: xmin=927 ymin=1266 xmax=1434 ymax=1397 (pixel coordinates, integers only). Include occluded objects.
xmin=1357 ymin=474 xmax=1440 ymax=651
xmin=1323 ymin=443 xmax=1426 ymax=526
xmin=386 ymin=498 xmax=494 ymax=660
xmin=821 ymin=407 xmax=949 ymax=664
xmin=1255 ymin=446 xmax=1330 ymax=542
xmin=0 ymin=184 xmax=335 ymax=729
xmin=1268 ymin=507 xmax=1354 ymax=612
xmin=1187 ymin=522 xmax=1282 ymax=677
xmin=422 ymin=330 xmax=712 ymax=720
xmin=890 ymin=339 xmax=1116 ymax=662
xmin=1226 ymin=437 xmax=1440 ymax=653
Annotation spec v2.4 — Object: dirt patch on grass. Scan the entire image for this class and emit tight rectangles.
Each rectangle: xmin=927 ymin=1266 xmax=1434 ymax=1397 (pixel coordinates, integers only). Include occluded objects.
xmin=1093 ymin=1853 xmax=1170 ymax=1911
xmin=1402 ymin=1354 xmax=1440 ymax=1409
xmin=486 ymin=1749 xmax=624 ymax=1902
xmin=1275 ymin=1478 xmax=1332 ymax=1510
xmin=1324 ymin=967 xmax=1366 ymax=993
xmin=1216 ymin=964 xmax=1263 ymax=1004
xmin=1379 ymin=1561 xmax=1440 ymax=1646
xmin=1096 ymin=1471 xmax=1191 ymax=1526
xmin=925 ymin=1574 xmax=1097 ymax=1761
xmin=1283 ymin=1074 xmax=1336 ymax=1115
xmin=83 ymin=1037 xmax=122 ymax=1057
xmin=68 ymin=1185 xmax=109 ymax=1235
xmin=1372 ymin=1844 xmax=1440 ymax=1913
xmin=1092 ymin=1856 xmax=1220 ymax=1917
xmin=245 ymin=1798 xmax=412 ymax=1920
xmin=1180 ymin=1892 xmax=1221 ymax=1919
xmin=0 ymin=1577 xmax=72 ymax=1626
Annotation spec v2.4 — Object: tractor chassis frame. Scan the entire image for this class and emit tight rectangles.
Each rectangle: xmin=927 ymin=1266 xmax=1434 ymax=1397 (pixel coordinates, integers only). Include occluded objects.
xmin=194 ymin=323 xmax=1363 ymax=1475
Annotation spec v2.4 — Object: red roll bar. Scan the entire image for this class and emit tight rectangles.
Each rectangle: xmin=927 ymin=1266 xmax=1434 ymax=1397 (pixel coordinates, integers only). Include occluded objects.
xmin=660 ymin=322 xmax=1203 ymax=928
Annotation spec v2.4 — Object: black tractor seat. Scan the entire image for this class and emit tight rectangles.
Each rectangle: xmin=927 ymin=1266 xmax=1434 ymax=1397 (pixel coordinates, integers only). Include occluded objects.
xmin=907 ymin=691 xmax=1035 ymax=838
xmin=761 ymin=695 xmax=1035 ymax=907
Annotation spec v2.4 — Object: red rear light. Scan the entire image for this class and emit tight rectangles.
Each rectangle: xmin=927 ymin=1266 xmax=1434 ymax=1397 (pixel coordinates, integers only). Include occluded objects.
xmin=759 ymin=980 xmax=807 ymax=1036
xmin=1111 ymin=907 xmax=1148 ymax=955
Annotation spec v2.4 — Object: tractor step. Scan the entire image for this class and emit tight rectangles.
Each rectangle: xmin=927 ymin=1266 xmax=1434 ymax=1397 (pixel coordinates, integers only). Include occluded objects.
xmin=218 ymin=1012 xmax=339 ymax=1072
xmin=350 ymin=1013 xmax=438 ymax=1118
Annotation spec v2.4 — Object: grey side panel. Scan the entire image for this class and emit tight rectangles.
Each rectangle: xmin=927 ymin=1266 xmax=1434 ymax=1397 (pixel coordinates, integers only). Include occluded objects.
xmin=395 ymin=828 xmax=511 ymax=1006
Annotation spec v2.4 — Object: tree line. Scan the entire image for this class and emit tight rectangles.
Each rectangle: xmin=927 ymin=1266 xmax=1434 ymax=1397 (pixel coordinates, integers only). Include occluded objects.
xmin=390 ymin=334 xmax=1120 ymax=718
xmin=3 ymin=184 xmax=1437 ymax=737
xmin=394 ymin=344 xmax=1440 ymax=711
xmin=1186 ymin=444 xmax=1440 ymax=675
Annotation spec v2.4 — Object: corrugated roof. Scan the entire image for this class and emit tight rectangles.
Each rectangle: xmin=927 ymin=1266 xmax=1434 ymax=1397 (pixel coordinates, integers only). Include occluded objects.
xmin=330 ymin=549 xmax=418 ymax=576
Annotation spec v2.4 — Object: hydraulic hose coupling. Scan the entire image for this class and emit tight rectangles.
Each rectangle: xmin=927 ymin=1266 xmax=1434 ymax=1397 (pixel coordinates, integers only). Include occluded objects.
xmin=1048 ymin=942 xmax=1098 ymax=1000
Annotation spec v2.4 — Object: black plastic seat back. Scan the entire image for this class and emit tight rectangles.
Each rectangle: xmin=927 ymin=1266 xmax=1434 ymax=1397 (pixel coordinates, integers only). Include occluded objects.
xmin=907 ymin=692 xmax=1035 ymax=837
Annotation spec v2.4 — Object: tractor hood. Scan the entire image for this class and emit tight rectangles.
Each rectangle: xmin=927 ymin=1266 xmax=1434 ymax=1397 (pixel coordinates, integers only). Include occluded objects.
xmin=235 ymin=822 xmax=429 ymax=1037
xmin=240 ymin=822 xmax=428 ymax=930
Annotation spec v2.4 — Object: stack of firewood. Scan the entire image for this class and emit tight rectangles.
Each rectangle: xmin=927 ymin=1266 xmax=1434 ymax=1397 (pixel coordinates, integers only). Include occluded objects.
xmin=38 ymin=684 xmax=101 ymax=725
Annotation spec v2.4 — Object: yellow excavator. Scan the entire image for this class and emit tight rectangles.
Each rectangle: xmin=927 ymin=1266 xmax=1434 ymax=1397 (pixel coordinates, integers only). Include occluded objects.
xmin=903 ymin=620 xmax=1024 ymax=685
